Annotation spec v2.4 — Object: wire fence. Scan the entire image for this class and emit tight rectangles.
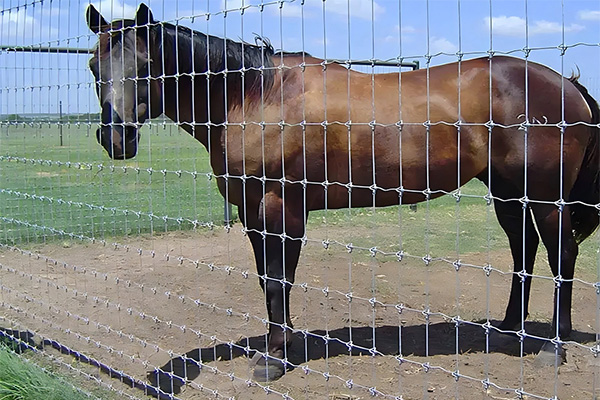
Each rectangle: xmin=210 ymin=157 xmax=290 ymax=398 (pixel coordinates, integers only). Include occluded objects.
xmin=1 ymin=1 xmax=600 ymax=399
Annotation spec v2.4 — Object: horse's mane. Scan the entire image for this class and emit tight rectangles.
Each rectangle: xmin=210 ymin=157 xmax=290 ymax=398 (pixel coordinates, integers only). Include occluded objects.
xmin=98 ymin=18 xmax=311 ymax=101
xmin=156 ymin=22 xmax=281 ymax=101
xmin=254 ymin=35 xmax=312 ymax=58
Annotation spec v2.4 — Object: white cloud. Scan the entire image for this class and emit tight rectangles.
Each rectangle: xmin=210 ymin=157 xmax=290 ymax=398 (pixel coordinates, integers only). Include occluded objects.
xmin=2 ymin=7 xmax=36 ymax=28
xmin=578 ymin=10 xmax=600 ymax=21
xmin=1 ymin=7 xmax=57 ymax=40
xmin=394 ymin=24 xmax=417 ymax=34
xmin=485 ymin=15 xmax=524 ymax=36
xmin=383 ymin=25 xmax=418 ymax=44
xmin=531 ymin=20 xmax=584 ymax=35
xmin=429 ymin=36 xmax=458 ymax=54
xmin=328 ymin=0 xmax=384 ymax=20
xmin=88 ymin=1 xmax=137 ymax=20
xmin=485 ymin=15 xmax=584 ymax=37
xmin=313 ymin=37 xmax=331 ymax=47
xmin=42 ymin=6 xmax=63 ymax=17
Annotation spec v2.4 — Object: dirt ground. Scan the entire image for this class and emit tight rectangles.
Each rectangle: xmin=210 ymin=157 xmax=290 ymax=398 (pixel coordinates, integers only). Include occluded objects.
xmin=1 ymin=224 xmax=600 ymax=399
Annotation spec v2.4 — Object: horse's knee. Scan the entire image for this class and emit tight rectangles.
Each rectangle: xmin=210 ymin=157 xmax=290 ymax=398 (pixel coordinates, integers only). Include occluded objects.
xmin=528 ymin=230 xmax=540 ymax=249
xmin=258 ymin=276 xmax=288 ymax=300
xmin=265 ymin=276 xmax=291 ymax=298
xmin=258 ymin=192 xmax=284 ymax=233
xmin=560 ymin=239 xmax=578 ymax=275
xmin=258 ymin=191 xmax=306 ymax=239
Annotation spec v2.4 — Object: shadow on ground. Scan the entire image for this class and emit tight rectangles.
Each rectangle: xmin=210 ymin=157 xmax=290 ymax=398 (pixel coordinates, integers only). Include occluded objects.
xmin=148 ymin=320 xmax=596 ymax=396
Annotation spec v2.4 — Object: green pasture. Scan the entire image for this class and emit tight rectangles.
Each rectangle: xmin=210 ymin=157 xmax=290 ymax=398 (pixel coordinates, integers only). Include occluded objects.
xmin=0 ymin=341 xmax=120 ymax=400
xmin=0 ymin=121 xmax=599 ymax=273
xmin=0 ymin=122 xmax=219 ymax=242
xmin=0 ymin=343 xmax=87 ymax=400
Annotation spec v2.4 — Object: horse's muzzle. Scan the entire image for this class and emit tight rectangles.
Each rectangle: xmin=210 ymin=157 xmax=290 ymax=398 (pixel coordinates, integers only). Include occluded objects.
xmin=97 ymin=103 xmax=140 ymax=159
xmin=96 ymin=124 xmax=139 ymax=160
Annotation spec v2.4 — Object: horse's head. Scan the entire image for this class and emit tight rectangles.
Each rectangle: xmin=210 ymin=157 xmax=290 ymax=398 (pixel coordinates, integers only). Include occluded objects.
xmin=86 ymin=3 xmax=160 ymax=159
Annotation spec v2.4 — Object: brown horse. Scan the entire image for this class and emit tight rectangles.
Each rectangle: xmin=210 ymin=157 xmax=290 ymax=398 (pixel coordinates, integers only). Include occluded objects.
xmin=87 ymin=3 xmax=599 ymax=382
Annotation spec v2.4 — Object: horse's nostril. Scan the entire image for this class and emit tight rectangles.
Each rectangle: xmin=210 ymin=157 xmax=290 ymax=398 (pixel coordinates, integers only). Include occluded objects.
xmin=124 ymin=126 xmax=137 ymax=140
xmin=137 ymin=103 xmax=148 ymax=119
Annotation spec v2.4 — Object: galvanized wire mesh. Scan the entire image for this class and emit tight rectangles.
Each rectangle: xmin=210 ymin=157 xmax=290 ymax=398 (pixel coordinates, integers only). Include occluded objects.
xmin=1 ymin=1 xmax=600 ymax=399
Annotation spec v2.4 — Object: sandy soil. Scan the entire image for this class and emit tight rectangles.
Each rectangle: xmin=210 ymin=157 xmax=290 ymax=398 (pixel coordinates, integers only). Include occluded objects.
xmin=1 ymin=225 xmax=600 ymax=399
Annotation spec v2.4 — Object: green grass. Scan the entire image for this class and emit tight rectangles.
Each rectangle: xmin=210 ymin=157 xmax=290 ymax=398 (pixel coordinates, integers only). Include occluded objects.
xmin=307 ymin=180 xmax=506 ymax=258
xmin=0 ymin=343 xmax=92 ymax=400
xmin=0 ymin=122 xmax=225 ymax=244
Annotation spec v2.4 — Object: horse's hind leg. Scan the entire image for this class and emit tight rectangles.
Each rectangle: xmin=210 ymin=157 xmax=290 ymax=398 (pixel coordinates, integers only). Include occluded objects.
xmin=494 ymin=200 xmax=540 ymax=331
xmin=531 ymin=203 xmax=577 ymax=339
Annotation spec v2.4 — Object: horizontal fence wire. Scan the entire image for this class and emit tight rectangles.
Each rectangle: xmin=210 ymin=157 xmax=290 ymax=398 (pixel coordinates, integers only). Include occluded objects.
xmin=2 ymin=0 xmax=600 ymax=399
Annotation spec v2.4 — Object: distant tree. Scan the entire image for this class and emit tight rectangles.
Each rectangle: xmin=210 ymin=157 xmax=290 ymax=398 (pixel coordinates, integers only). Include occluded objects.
xmin=67 ymin=113 xmax=101 ymax=122
xmin=5 ymin=114 xmax=20 ymax=122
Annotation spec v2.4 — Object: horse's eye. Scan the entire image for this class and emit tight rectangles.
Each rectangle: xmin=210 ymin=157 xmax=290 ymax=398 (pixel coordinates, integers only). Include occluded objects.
xmin=110 ymin=33 xmax=122 ymax=46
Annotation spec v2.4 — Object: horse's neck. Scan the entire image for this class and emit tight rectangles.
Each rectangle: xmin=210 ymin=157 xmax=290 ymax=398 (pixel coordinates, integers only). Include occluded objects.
xmin=178 ymin=123 xmax=226 ymax=172
xmin=157 ymin=31 xmax=270 ymax=176
xmin=161 ymin=81 xmax=228 ymax=175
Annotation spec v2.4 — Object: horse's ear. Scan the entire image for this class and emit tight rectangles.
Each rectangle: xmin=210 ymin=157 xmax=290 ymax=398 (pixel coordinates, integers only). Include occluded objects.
xmin=135 ymin=3 xmax=155 ymax=28
xmin=86 ymin=4 xmax=108 ymax=34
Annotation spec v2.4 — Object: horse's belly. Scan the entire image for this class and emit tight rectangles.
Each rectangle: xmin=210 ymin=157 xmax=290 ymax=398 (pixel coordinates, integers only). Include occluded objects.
xmin=305 ymin=184 xmax=400 ymax=210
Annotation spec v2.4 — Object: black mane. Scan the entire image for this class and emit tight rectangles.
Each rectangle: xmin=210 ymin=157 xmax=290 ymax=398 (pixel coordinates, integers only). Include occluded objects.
xmin=154 ymin=22 xmax=277 ymax=101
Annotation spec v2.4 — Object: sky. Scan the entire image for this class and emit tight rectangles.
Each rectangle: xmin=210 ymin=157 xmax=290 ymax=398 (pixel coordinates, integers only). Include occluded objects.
xmin=1 ymin=0 xmax=599 ymax=115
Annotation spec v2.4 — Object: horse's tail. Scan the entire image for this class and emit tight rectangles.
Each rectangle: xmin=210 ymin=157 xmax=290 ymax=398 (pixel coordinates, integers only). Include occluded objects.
xmin=568 ymin=75 xmax=600 ymax=244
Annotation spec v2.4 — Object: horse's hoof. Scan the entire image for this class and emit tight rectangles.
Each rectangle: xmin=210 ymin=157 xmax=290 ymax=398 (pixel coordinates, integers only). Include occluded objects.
xmin=251 ymin=355 xmax=287 ymax=382
xmin=533 ymin=341 xmax=567 ymax=367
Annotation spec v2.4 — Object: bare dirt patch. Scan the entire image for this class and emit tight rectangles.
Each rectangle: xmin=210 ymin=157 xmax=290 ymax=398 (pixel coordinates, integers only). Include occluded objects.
xmin=1 ymin=225 xmax=599 ymax=399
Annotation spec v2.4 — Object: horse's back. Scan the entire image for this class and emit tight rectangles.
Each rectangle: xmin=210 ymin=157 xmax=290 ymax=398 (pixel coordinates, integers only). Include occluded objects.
xmin=232 ymin=55 xmax=594 ymax=209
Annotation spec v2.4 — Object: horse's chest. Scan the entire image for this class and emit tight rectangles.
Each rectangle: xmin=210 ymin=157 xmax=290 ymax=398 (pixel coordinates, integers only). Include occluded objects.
xmin=219 ymin=125 xmax=284 ymax=178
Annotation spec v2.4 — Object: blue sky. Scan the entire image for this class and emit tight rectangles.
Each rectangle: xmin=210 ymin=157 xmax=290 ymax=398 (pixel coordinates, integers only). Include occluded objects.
xmin=1 ymin=0 xmax=599 ymax=114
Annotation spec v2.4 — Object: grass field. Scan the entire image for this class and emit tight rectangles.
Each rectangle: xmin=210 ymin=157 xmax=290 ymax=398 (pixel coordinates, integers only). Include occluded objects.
xmin=0 ymin=341 xmax=116 ymax=400
xmin=1 ymin=121 xmax=599 ymax=272
xmin=0 ymin=122 xmax=219 ymax=242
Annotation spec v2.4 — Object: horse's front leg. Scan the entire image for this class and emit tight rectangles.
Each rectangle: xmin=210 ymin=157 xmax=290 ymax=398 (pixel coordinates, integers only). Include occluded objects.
xmin=242 ymin=191 xmax=305 ymax=381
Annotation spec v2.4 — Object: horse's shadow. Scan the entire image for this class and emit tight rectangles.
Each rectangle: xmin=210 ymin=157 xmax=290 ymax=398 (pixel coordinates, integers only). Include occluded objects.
xmin=148 ymin=320 xmax=596 ymax=396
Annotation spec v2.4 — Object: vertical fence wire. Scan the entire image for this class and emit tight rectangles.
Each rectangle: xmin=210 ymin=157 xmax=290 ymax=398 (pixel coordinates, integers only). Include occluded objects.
xmin=395 ymin=2 xmax=405 ymax=395
xmin=344 ymin=0 xmax=355 ymax=394
xmin=485 ymin=0 xmax=495 ymax=394
xmin=1 ymin=1 xmax=600 ymax=399
xmin=454 ymin=1 xmax=463 ymax=398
